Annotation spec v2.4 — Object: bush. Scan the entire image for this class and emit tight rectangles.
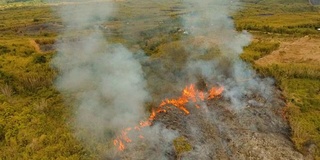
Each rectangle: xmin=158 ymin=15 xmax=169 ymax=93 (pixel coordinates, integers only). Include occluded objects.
xmin=173 ymin=136 xmax=192 ymax=156
xmin=0 ymin=45 xmax=10 ymax=55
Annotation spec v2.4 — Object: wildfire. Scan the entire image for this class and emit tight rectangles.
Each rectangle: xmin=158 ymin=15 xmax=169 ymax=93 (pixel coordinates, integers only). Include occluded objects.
xmin=208 ymin=87 xmax=224 ymax=100
xmin=113 ymin=84 xmax=224 ymax=151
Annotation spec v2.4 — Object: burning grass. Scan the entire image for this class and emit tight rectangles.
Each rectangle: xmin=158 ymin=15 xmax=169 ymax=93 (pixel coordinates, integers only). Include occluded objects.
xmin=0 ymin=0 xmax=319 ymax=159
xmin=108 ymin=81 xmax=303 ymax=159
xmin=113 ymin=84 xmax=224 ymax=151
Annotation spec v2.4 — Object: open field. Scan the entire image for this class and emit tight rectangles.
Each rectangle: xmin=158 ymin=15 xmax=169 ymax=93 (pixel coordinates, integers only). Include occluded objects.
xmin=0 ymin=0 xmax=319 ymax=159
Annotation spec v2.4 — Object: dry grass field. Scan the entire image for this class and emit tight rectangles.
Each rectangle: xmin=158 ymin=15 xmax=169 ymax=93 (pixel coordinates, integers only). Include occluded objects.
xmin=0 ymin=0 xmax=319 ymax=159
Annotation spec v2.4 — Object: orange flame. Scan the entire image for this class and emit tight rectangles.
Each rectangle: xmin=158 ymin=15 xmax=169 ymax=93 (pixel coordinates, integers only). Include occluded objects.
xmin=208 ymin=87 xmax=224 ymax=99
xmin=113 ymin=139 xmax=125 ymax=151
xmin=113 ymin=84 xmax=224 ymax=151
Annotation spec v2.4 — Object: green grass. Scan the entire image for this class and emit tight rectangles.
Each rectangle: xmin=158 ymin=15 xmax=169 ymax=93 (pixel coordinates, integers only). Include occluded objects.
xmin=0 ymin=4 xmax=95 ymax=159
xmin=241 ymin=41 xmax=280 ymax=63
xmin=235 ymin=2 xmax=320 ymax=35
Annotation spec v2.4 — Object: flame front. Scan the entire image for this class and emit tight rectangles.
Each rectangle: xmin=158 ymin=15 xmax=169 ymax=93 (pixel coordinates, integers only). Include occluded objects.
xmin=113 ymin=84 xmax=224 ymax=151
xmin=208 ymin=87 xmax=224 ymax=100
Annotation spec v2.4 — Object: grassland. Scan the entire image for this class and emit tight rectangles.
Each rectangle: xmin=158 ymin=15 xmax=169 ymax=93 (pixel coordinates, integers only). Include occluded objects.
xmin=237 ymin=2 xmax=320 ymax=158
xmin=0 ymin=0 xmax=319 ymax=159
xmin=0 ymin=4 xmax=93 ymax=159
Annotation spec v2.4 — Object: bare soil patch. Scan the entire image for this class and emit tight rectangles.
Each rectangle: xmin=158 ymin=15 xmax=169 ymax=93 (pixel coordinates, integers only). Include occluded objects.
xmin=255 ymin=36 xmax=320 ymax=66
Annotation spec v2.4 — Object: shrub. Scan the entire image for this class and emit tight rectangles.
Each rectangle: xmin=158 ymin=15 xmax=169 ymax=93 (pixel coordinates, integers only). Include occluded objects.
xmin=0 ymin=45 xmax=10 ymax=55
xmin=173 ymin=136 xmax=192 ymax=157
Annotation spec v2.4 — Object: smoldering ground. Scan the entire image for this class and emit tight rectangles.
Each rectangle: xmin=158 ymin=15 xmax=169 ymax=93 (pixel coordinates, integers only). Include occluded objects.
xmin=50 ymin=0 xmax=303 ymax=159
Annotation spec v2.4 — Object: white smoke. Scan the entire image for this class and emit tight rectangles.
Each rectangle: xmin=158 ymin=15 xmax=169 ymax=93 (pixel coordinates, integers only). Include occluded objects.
xmin=182 ymin=0 xmax=274 ymax=109
xmin=107 ymin=123 xmax=178 ymax=160
xmin=175 ymin=1 xmax=288 ymax=158
xmin=50 ymin=0 xmax=180 ymax=158
xmin=51 ymin=0 xmax=150 ymax=147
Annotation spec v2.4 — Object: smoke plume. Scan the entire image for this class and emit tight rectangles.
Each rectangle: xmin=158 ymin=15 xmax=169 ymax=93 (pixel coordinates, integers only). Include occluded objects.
xmin=51 ymin=0 xmax=151 ymax=148
xmin=181 ymin=0 xmax=274 ymax=109
xmin=51 ymin=1 xmax=180 ymax=158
